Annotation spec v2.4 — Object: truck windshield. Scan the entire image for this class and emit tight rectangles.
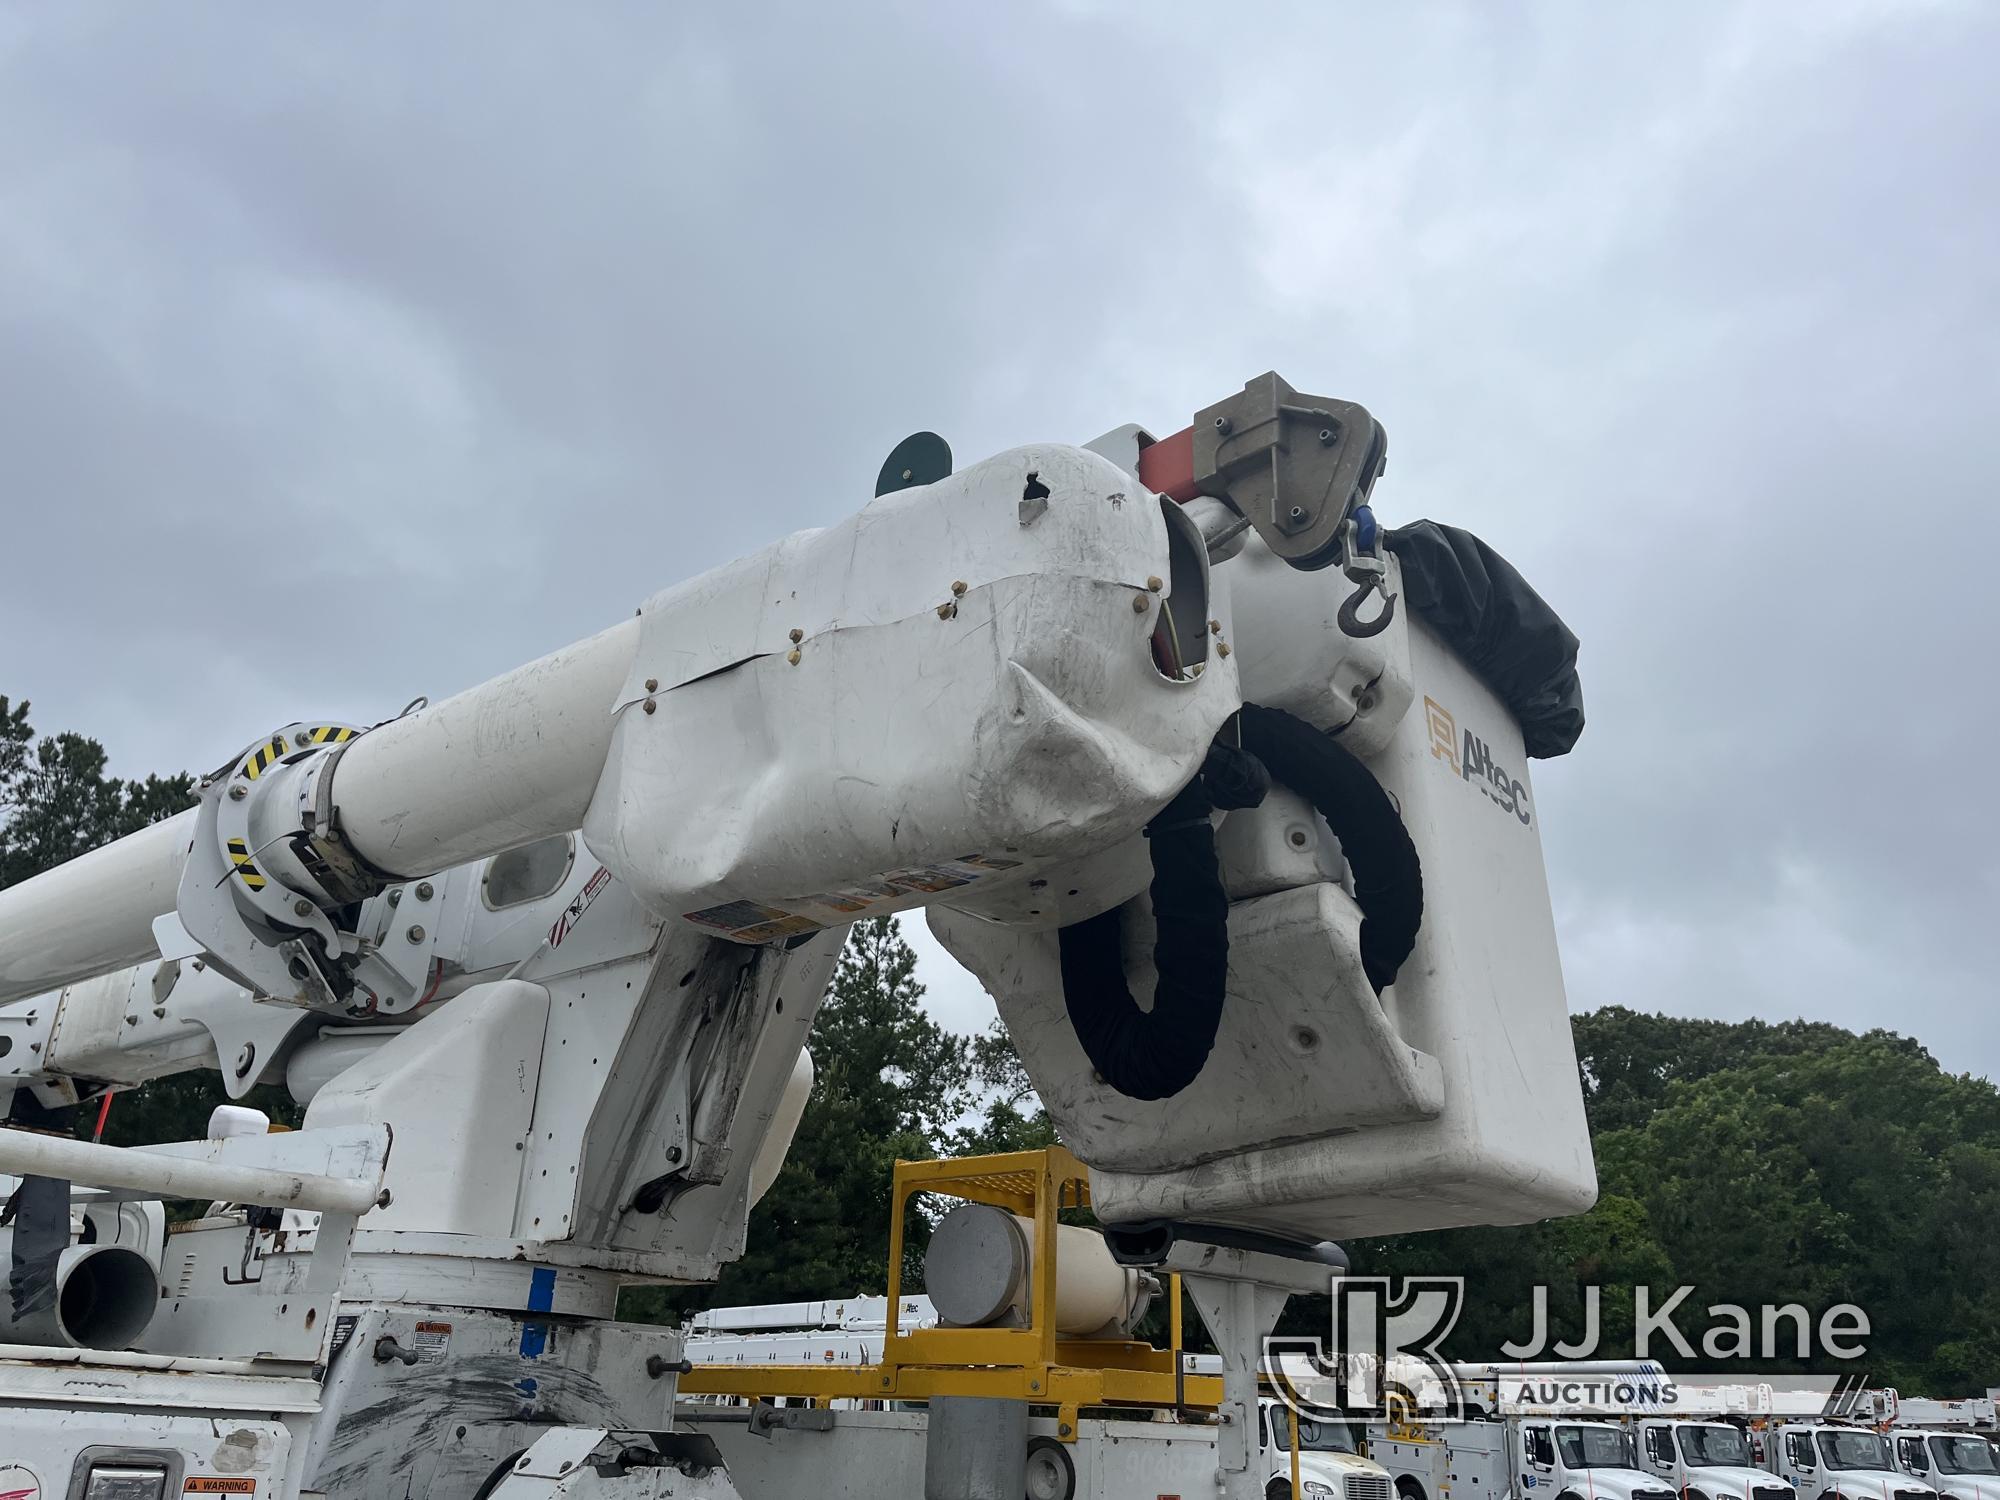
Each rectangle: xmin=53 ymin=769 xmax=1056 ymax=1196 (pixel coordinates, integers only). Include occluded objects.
xmin=1680 ymin=1426 xmax=1753 ymax=1467
xmin=1816 ymin=1431 xmax=1892 ymax=1471
xmin=1930 ymin=1438 xmax=2000 ymax=1476
xmin=1296 ymin=1417 xmax=1358 ymax=1454
xmin=1558 ymin=1426 xmax=1635 ymax=1469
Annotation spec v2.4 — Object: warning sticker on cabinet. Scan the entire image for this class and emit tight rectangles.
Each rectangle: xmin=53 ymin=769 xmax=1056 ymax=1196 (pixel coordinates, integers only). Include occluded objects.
xmin=412 ymin=1320 xmax=452 ymax=1362
xmin=185 ymin=1481 xmax=258 ymax=1495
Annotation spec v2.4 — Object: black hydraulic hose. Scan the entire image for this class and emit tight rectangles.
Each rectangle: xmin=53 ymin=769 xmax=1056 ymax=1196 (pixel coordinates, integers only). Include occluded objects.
xmin=1057 ymin=706 xmax=1424 ymax=1102
xmin=1057 ymin=768 xmax=1233 ymax=1103
xmin=1235 ymin=703 xmax=1423 ymax=994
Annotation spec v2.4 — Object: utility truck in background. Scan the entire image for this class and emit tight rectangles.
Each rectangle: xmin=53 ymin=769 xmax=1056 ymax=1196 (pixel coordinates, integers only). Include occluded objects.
xmin=1636 ymin=1418 xmax=1795 ymax=1500
xmin=1370 ymin=1412 xmax=1678 ymax=1500
xmin=0 ymin=372 xmax=1595 ymax=1499
xmin=1871 ymin=1393 xmax=2000 ymax=1500
xmin=1766 ymin=1423 xmax=1940 ymax=1500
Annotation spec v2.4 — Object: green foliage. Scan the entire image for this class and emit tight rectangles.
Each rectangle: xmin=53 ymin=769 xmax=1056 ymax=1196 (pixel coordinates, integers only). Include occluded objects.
xmin=0 ymin=696 xmax=195 ymax=890
xmin=1339 ymin=1016 xmax=2000 ymax=1391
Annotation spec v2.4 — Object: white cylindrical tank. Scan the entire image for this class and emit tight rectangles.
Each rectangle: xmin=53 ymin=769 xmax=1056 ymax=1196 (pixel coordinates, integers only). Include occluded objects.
xmin=923 ymin=1201 xmax=1150 ymax=1338
xmin=747 ymin=1048 xmax=815 ymax=1207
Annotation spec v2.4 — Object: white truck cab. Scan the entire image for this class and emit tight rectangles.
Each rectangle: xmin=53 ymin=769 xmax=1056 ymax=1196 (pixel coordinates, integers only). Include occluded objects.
xmin=1257 ymin=1401 xmax=1392 ymax=1500
xmin=1768 ymin=1423 xmax=1939 ymax=1500
xmin=1515 ymin=1419 xmax=1676 ymax=1500
xmin=1637 ymin=1418 xmax=1795 ymax=1500
xmin=1890 ymin=1429 xmax=2000 ymax=1500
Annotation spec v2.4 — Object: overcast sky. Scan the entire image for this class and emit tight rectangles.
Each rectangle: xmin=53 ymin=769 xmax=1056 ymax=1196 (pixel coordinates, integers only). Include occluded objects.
xmin=3 ymin=3 xmax=1994 ymax=1077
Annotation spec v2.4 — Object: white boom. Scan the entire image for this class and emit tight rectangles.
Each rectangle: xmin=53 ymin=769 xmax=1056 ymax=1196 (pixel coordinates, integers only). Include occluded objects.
xmin=0 ymin=372 xmax=1593 ymax=1500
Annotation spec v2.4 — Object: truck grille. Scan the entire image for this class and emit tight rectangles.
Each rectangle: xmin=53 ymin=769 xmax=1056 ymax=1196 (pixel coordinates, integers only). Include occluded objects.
xmin=1896 ymin=1490 xmax=1933 ymax=1500
xmin=1756 ymin=1487 xmax=1793 ymax=1500
xmin=1346 ymin=1476 xmax=1392 ymax=1500
xmin=1634 ymin=1489 xmax=1679 ymax=1500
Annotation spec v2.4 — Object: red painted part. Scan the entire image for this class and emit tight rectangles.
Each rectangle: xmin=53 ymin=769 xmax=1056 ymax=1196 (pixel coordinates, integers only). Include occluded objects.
xmin=1137 ymin=426 xmax=1198 ymax=502
xmin=93 ymin=1090 xmax=114 ymax=1142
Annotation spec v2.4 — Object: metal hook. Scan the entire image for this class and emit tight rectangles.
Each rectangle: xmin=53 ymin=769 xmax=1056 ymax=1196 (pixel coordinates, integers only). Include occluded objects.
xmin=1338 ymin=574 xmax=1398 ymax=639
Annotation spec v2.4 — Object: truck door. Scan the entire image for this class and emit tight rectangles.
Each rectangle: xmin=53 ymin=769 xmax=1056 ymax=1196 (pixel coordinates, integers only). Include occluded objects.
xmin=1896 ymin=1436 xmax=1933 ymax=1481
xmin=1641 ymin=1423 xmax=1678 ymax=1484
xmin=1781 ymin=1430 xmax=1819 ymax=1497
xmin=1522 ymin=1424 xmax=1558 ymax=1494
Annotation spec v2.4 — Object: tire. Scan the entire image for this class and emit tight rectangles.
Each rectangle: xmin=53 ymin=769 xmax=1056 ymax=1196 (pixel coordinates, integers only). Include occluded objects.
xmin=1398 ymin=1480 xmax=1430 ymax=1500
xmin=1266 ymin=1481 xmax=1296 ymax=1500
xmin=1025 ymin=1435 xmax=1076 ymax=1500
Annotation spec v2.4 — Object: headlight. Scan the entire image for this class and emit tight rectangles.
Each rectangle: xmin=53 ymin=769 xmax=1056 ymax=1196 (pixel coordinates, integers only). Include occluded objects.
xmin=1304 ymin=1484 xmax=1336 ymax=1498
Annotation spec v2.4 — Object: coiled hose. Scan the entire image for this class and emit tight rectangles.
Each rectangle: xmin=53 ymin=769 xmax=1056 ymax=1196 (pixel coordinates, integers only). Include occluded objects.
xmin=1058 ymin=704 xmax=1423 ymax=1101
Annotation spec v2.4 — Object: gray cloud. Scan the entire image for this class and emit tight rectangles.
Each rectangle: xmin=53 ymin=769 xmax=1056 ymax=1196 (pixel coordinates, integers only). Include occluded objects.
xmin=3 ymin=2 xmax=1994 ymax=1071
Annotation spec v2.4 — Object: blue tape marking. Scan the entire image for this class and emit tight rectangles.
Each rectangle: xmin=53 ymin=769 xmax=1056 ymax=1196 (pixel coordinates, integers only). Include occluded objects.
xmin=519 ymin=1266 xmax=557 ymax=1359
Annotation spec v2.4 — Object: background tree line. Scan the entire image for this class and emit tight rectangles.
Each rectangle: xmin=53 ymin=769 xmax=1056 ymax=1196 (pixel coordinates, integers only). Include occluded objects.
xmin=3 ymin=696 xmax=1994 ymax=1392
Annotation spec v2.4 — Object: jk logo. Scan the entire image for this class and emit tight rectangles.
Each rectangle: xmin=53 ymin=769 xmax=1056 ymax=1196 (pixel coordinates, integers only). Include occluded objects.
xmin=1267 ymin=1276 xmax=1468 ymax=1421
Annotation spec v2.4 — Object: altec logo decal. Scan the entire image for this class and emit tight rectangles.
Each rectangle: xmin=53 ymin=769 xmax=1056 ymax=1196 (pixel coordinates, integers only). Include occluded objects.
xmin=1425 ymin=696 xmax=1531 ymax=827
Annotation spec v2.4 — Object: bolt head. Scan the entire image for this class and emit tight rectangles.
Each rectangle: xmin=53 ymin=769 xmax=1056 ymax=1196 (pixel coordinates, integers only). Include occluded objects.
xmin=406 ymin=924 xmax=426 ymax=944
xmin=950 ymin=579 xmax=968 ymax=596
xmin=643 ymin=697 xmax=658 ymax=714
xmin=1288 ymin=505 xmax=1307 ymax=522
xmin=787 ymin=648 xmax=802 ymax=665
xmin=414 ymin=881 xmax=434 ymax=901
xmin=1209 ymin=619 xmax=1222 ymax=634
xmin=789 ymin=627 xmax=804 ymax=642
xmin=228 ymin=784 xmax=248 ymax=801
xmin=644 ymin=676 xmax=659 ymax=692
xmin=1132 ymin=594 xmax=1150 ymax=614
xmin=1213 ymin=415 xmax=1231 ymax=433
xmin=1146 ymin=575 xmax=1163 ymax=592
xmin=293 ymin=898 xmax=313 ymax=917
xmin=1217 ymin=642 xmax=1231 ymax=657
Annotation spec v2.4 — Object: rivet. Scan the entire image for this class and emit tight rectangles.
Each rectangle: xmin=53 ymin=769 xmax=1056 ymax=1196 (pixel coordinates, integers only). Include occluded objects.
xmin=789 ymin=628 xmax=804 ymax=643
xmin=643 ymin=698 xmax=658 ymax=714
xmin=1217 ymin=642 xmax=1231 ymax=657
xmin=645 ymin=677 xmax=659 ymax=693
xmin=787 ymin=648 xmax=802 ymax=666
xmin=951 ymin=580 xmax=968 ymax=596
xmin=1146 ymin=575 xmax=1163 ymax=592
xmin=1131 ymin=595 xmax=1149 ymax=614
xmin=1209 ymin=619 xmax=1222 ymax=635
xmin=936 ymin=602 xmax=957 ymax=620
xmin=406 ymin=925 xmax=426 ymax=944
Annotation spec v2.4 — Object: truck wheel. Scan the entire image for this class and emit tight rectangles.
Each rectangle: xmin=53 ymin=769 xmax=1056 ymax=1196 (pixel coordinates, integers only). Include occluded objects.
xmin=1026 ymin=1436 xmax=1076 ymax=1500
xmin=1266 ymin=1481 xmax=1296 ymax=1500
xmin=1398 ymin=1480 xmax=1429 ymax=1500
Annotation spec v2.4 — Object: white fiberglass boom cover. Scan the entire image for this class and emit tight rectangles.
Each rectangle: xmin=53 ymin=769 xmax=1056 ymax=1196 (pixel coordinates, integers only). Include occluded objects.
xmin=585 ymin=442 xmax=1236 ymax=937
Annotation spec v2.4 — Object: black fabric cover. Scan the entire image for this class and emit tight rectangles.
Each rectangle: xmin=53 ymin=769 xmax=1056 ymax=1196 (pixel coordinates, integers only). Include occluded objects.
xmin=1383 ymin=520 xmax=1585 ymax=759
xmin=4 ymin=1173 xmax=69 ymax=1327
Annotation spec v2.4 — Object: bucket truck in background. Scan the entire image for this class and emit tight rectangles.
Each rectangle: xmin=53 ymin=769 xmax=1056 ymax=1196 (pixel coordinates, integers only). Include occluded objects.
xmin=0 ymin=372 xmax=1592 ymax=1499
